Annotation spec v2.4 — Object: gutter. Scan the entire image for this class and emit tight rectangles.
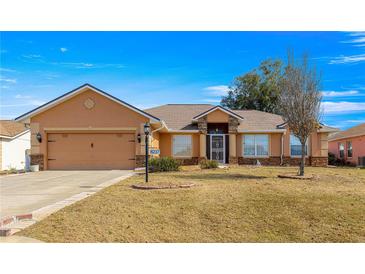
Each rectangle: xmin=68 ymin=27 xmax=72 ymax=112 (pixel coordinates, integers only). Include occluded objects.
xmin=151 ymin=121 xmax=168 ymax=143
xmin=0 ymin=129 xmax=30 ymax=140
xmin=152 ymin=120 xmax=167 ymax=134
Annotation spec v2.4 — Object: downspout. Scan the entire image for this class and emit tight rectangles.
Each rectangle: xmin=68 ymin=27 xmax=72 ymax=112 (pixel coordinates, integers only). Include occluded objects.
xmin=152 ymin=120 xmax=167 ymax=134
xmin=150 ymin=120 xmax=168 ymax=149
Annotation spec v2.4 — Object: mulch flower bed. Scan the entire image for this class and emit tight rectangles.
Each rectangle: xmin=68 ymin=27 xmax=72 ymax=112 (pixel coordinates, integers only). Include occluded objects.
xmin=132 ymin=183 xmax=196 ymax=190
xmin=278 ymin=174 xmax=314 ymax=180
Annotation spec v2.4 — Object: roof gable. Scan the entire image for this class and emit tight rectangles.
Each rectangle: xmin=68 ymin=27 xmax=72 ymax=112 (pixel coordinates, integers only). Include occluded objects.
xmin=192 ymin=106 xmax=244 ymax=121
xmin=145 ymin=104 xmax=213 ymax=131
xmin=329 ymin=123 xmax=365 ymax=140
xmin=15 ymin=84 xmax=160 ymax=123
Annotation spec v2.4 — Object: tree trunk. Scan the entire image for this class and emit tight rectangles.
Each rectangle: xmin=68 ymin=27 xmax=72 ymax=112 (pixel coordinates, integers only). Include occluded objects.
xmin=299 ymin=142 xmax=305 ymax=176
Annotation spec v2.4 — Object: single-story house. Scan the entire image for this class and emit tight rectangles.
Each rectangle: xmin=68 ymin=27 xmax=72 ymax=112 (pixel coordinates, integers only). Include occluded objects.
xmin=0 ymin=120 xmax=30 ymax=171
xmin=328 ymin=123 xmax=365 ymax=166
xmin=15 ymin=84 xmax=337 ymax=170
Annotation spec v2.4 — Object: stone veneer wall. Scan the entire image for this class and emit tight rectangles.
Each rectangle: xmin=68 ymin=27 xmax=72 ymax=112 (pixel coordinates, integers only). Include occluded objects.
xmin=237 ymin=156 xmax=328 ymax=167
xmin=30 ymin=154 xmax=44 ymax=170
xmin=228 ymin=115 xmax=239 ymax=133
xmin=229 ymin=156 xmax=238 ymax=164
xmin=136 ymin=155 xmax=147 ymax=168
xmin=197 ymin=117 xmax=207 ymax=134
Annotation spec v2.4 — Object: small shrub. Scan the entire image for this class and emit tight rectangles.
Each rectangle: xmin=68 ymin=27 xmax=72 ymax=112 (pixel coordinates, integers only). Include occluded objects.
xmin=148 ymin=157 xmax=180 ymax=172
xmin=328 ymin=152 xmax=336 ymax=165
xmin=328 ymin=152 xmax=356 ymax=167
xmin=200 ymin=159 xmax=219 ymax=169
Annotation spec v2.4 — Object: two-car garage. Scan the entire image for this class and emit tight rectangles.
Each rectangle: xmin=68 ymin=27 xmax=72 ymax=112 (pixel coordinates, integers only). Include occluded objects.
xmin=47 ymin=133 xmax=136 ymax=170
xmin=15 ymin=84 xmax=160 ymax=171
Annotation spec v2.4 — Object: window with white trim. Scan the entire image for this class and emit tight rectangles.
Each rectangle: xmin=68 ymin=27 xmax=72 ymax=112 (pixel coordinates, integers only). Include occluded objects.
xmin=243 ymin=134 xmax=269 ymax=156
xmin=347 ymin=141 xmax=352 ymax=158
xmin=290 ymin=135 xmax=308 ymax=156
xmin=339 ymin=143 xmax=345 ymax=158
xmin=172 ymin=135 xmax=192 ymax=157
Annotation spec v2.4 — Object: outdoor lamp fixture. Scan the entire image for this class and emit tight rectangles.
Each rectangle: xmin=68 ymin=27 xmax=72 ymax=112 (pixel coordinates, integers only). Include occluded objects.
xmin=144 ymin=123 xmax=151 ymax=183
xmin=36 ymin=132 xmax=42 ymax=143
xmin=137 ymin=133 xmax=141 ymax=143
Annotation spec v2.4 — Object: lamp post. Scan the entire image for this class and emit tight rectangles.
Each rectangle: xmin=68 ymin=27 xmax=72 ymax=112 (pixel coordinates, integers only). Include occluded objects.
xmin=144 ymin=123 xmax=150 ymax=183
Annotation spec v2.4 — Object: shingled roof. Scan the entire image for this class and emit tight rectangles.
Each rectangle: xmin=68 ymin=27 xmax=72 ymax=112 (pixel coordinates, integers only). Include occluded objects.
xmin=145 ymin=104 xmax=213 ymax=130
xmin=145 ymin=104 xmax=337 ymax=133
xmin=144 ymin=104 xmax=285 ymax=131
xmin=329 ymin=123 xmax=365 ymax=141
xmin=0 ymin=120 xmax=29 ymax=138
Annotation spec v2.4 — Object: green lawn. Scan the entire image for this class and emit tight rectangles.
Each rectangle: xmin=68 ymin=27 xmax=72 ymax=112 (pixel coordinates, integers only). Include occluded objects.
xmin=18 ymin=166 xmax=365 ymax=243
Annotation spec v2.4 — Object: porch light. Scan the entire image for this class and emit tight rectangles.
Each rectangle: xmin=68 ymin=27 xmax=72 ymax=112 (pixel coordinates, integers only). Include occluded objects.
xmin=36 ymin=132 xmax=42 ymax=143
xmin=137 ymin=133 xmax=141 ymax=143
xmin=144 ymin=123 xmax=150 ymax=136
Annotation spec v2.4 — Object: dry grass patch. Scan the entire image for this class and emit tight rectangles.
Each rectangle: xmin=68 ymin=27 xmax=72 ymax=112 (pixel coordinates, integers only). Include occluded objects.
xmin=18 ymin=166 xmax=365 ymax=243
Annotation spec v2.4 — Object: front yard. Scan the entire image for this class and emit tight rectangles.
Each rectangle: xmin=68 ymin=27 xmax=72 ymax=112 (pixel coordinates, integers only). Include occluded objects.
xmin=18 ymin=166 xmax=365 ymax=242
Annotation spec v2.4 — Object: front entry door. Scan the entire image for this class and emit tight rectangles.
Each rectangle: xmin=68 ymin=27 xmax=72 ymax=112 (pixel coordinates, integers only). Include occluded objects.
xmin=210 ymin=135 xmax=225 ymax=163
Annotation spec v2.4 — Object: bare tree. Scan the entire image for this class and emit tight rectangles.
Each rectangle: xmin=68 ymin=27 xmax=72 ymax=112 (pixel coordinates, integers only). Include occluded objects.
xmin=279 ymin=52 xmax=322 ymax=176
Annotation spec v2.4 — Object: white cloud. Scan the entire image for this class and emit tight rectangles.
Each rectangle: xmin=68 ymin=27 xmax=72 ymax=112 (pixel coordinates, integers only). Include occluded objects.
xmin=0 ymin=77 xmax=16 ymax=83
xmin=204 ymin=85 xmax=230 ymax=96
xmin=329 ymin=53 xmax=365 ymax=64
xmin=1 ymin=85 xmax=10 ymax=89
xmin=1 ymin=100 xmax=46 ymax=107
xmin=22 ymin=54 xmax=42 ymax=59
xmin=60 ymin=47 xmax=68 ymax=53
xmin=346 ymin=119 xmax=365 ymax=123
xmin=321 ymin=90 xmax=359 ymax=97
xmin=342 ymin=37 xmax=365 ymax=44
xmin=0 ymin=68 xmax=16 ymax=72
xmin=30 ymin=100 xmax=46 ymax=106
xmin=341 ymin=32 xmax=365 ymax=46
xmin=20 ymin=54 xmax=124 ymax=69
xmin=348 ymin=32 xmax=365 ymax=37
xmin=321 ymin=101 xmax=365 ymax=113
xmin=15 ymin=94 xmax=32 ymax=99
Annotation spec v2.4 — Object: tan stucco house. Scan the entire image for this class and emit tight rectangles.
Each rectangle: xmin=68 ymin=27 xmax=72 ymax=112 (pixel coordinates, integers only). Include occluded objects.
xmin=15 ymin=84 xmax=337 ymax=170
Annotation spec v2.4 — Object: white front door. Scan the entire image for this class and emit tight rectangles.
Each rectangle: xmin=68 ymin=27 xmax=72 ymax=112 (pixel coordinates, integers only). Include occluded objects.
xmin=210 ymin=134 xmax=225 ymax=163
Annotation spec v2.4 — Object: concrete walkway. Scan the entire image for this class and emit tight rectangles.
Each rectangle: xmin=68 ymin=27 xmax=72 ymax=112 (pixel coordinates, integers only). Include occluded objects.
xmin=0 ymin=170 xmax=133 ymax=219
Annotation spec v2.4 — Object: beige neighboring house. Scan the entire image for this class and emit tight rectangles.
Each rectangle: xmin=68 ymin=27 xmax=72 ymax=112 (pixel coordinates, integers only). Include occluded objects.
xmin=0 ymin=120 xmax=30 ymax=171
xmin=15 ymin=84 xmax=337 ymax=170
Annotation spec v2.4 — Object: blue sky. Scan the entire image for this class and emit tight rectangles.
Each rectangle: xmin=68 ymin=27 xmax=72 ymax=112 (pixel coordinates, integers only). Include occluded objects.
xmin=1 ymin=31 xmax=365 ymax=129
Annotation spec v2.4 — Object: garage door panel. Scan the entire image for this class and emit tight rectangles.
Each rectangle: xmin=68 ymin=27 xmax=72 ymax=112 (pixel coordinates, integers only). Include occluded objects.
xmin=47 ymin=133 xmax=135 ymax=170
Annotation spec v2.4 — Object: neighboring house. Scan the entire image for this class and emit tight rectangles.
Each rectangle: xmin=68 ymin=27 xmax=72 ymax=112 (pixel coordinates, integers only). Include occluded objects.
xmin=15 ymin=84 xmax=337 ymax=170
xmin=0 ymin=120 xmax=31 ymax=171
xmin=328 ymin=123 xmax=365 ymax=166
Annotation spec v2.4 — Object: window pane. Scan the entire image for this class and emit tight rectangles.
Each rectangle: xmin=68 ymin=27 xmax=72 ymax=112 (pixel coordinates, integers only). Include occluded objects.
xmin=347 ymin=141 xmax=352 ymax=157
xmin=290 ymin=135 xmax=307 ymax=156
xmin=244 ymin=135 xmax=255 ymax=156
xmin=256 ymin=135 xmax=269 ymax=156
xmin=339 ymin=143 xmax=344 ymax=158
xmin=173 ymin=135 xmax=192 ymax=157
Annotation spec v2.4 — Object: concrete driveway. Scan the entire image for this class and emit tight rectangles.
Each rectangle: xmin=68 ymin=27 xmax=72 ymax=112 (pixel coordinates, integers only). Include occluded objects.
xmin=0 ymin=170 xmax=133 ymax=219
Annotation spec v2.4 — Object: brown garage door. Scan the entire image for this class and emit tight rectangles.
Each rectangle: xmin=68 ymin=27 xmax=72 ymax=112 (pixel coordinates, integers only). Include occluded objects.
xmin=47 ymin=133 xmax=135 ymax=170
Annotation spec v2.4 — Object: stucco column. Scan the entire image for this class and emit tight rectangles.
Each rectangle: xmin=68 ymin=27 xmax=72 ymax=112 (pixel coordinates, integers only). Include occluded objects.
xmin=199 ymin=134 xmax=206 ymax=158
xmin=229 ymin=134 xmax=237 ymax=164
